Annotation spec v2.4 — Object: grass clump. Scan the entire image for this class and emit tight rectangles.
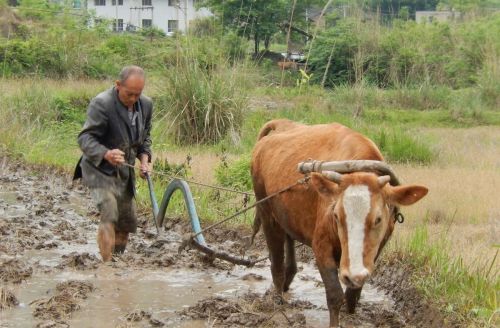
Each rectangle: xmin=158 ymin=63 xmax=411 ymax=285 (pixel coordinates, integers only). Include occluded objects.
xmin=367 ymin=128 xmax=434 ymax=164
xmin=215 ymin=154 xmax=252 ymax=192
xmin=158 ymin=43 xmax=247 ymax=146
xmin=403 ymin=226 xmax=499 ymax=326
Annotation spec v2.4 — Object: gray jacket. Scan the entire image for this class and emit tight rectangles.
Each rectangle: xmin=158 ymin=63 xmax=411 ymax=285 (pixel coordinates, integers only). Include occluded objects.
xmin=74 ymin=87 xmax=153 ymax=195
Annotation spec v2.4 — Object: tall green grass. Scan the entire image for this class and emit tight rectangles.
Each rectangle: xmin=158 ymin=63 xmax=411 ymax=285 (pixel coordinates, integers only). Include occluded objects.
xmin=400 ymin=226 xmax=499 ymax=326
xmin=155 ymin=40 xmax=248 ymax=146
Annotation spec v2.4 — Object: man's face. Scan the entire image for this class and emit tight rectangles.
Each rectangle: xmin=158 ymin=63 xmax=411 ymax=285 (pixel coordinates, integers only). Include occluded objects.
xmin=115 ymin=75 xmax=145 ymax=108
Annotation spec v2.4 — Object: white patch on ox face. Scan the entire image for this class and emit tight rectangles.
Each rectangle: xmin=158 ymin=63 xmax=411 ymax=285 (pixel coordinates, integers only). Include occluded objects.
xmin=343 ymin=184 xmax=371 ymax=276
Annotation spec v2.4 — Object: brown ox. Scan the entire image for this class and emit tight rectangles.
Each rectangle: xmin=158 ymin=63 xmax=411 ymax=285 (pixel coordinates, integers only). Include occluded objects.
xmin=251 ymin=119 xmax=428 ymax=327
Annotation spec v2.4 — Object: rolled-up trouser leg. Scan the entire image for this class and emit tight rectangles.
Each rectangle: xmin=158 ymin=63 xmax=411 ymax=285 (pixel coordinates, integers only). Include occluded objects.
xmin=92 ymin=188 xmax=118 ymax=261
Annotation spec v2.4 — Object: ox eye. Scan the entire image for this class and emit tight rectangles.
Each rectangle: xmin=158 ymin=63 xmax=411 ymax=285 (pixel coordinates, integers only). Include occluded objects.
xmin=375 ymin=217 xmax=382 ymax=225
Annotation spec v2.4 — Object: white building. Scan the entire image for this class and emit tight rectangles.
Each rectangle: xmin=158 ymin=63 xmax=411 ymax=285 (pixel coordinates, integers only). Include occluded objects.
xmin=87 ymin=0 xmax=211 ymax=35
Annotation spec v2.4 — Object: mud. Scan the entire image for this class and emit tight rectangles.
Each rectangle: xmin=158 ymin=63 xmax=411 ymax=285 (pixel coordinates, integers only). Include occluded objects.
xmin=371 ymin=255 xmax=459 ymax=328
xmin=1 ymin=287 xmax=19 ymax=310
xmin=180 ymin=292 xmax=309 ymax=327
xmin=0 ymin=258 xmax=33 ymax=283
xmin=30 ymin=280 xmax=94 ymax=323
xmin=0 ymin=157 xmax=449 ymax=328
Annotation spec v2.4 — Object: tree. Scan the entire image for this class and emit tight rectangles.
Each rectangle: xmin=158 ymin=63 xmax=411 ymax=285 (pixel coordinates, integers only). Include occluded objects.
xmin=199 ymin=0 xmax=288 ymax=54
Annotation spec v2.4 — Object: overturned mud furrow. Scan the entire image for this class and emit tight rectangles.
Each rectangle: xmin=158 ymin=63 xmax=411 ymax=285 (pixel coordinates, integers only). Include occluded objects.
xmin=0 ymin=157 xmax=447 ymax=327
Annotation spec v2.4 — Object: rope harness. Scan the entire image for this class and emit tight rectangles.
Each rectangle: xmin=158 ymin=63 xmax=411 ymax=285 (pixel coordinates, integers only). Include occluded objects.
xmin=124 ymin=161 xmax=404 ymax=266
xmin=124 ymin=162 xmax=309 ymax=267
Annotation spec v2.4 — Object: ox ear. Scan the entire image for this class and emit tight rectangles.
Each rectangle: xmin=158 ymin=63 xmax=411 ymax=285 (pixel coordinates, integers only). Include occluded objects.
xmin=386 ymin=185 xmax=428 ymax=206
xmin=310 ymin=172 xmax=338 ymax=199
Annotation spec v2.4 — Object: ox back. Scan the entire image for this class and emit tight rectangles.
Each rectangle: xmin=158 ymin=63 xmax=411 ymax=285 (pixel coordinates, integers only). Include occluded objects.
xmin=251 ymin=119 xmax=384 ymax=247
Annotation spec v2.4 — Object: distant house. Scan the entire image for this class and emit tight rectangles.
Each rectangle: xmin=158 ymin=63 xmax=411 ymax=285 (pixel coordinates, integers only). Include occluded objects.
xmin=87 ymin=0 xmax=211 ymax=34
xmin=415 ymin=11 xmax=461 ymax=23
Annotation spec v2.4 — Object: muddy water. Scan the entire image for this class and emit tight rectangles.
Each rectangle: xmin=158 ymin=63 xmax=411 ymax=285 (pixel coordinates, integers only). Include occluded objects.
xmin=2 ymin=259 xmax=392 ymax=327
xmin=0 ymin=161 xmax=402 ymax=328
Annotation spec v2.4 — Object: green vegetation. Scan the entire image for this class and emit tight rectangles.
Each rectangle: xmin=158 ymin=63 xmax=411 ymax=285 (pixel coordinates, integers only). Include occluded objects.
xmin=1 ymin=0 xmax=499 ymax=326
xmin=308 ymin=14 xmax=500 ymax=92
xmin=157 ymin=44 xmax=247 ymax=145
xmin=392 ymin=226 xmax=499 ymax=325
xmin=0 ymin=1 xmax=173 ymax=78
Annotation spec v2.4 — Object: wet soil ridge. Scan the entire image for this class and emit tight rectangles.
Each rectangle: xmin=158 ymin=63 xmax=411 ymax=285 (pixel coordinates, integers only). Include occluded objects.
xmin=0 ymin=258 xmax=33 ymax=283
xmin=30 ymin=280 xmax=95 ymax=325
xmin=0 ymin=287 xmax=19 ymax=310
xmin=57 ymin=252 xmax=100 ymax=270
xmin=180 ymin=291 xmax=308 ymax=327
xmin=372 ymin=255 xmax=458 ymax=328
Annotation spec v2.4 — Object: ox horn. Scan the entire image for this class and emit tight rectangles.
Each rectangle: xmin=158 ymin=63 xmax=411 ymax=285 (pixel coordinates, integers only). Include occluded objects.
xmin=377 ymin=175 xmax=391 ymax=187
xmin=322 ymin=170 xmax=343 ymax=184
xmin=298 ymin=160 xmax=400 ymax=186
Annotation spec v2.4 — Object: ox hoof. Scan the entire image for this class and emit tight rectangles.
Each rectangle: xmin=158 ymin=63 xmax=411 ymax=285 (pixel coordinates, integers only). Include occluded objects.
xmin=272 ymin=294 xmax=285 ymax=305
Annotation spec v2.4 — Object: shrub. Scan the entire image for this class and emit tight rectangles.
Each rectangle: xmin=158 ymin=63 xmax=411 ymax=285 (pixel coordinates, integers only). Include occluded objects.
xmin=215 ymin=154 xmax=252 ymax=191
xmin=307 ymin=14 xmax=500 ymax=89
xmin=188 ymin=17 xmax=221 ymax=37
xmin=368 ymin=128 xmax=434 ymax=164
xmin=159 ymin=43 xmax=247 ymax=145
xmin=223 ymin=31 xmax=248 ymax=63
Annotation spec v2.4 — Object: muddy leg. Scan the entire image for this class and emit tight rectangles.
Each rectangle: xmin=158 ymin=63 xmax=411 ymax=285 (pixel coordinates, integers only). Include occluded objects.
xmin=345 ymin=287 xmax=362 ymax=313
xmin=318 ymin=266 xmax=344 ymax=328
xmin=114 ymin=231 xmax=129 ymax=254
xmin=97 ymin=222 xmax=115 ymax=262
xmin=283 ymin=235 xmax=297 ymax=292
xmin=262 ymin=220 xmax=286 ymax=295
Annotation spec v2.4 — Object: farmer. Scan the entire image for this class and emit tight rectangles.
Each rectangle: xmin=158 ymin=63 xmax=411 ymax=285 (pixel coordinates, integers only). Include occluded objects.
xmin=73 ymin=65 xmax=153 ymax=262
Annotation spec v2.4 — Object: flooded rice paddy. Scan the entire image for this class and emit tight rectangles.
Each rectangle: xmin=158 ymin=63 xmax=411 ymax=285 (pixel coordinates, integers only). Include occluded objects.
xmin=0 ymin=159 xmax=438 ymax=327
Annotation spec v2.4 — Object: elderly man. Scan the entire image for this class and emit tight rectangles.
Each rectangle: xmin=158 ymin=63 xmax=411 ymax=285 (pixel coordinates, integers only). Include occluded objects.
xmin=74 ymin=66 xmax=153 ymax=262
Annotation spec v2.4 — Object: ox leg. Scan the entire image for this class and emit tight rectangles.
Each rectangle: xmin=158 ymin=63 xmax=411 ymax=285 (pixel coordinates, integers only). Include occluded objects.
xmin=318 ymin=266 xmax=344 ymax=328
xmin=283 ymin=234 xmax=297 ymax=292
xmin=262 ymin=220 xmax=286 ymax=296
xmin=345 ymin=287 xmax=362 ymax=313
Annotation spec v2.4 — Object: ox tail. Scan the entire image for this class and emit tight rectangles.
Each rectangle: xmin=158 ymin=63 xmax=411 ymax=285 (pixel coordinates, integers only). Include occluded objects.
xmin=249 ymin=211 xmax=261 ymax=247
xmin=257 ymin=119 xmax=296 ymax=141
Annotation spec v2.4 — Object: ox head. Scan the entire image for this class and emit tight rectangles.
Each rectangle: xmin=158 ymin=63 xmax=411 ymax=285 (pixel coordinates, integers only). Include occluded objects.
xmin=299 ymin=160 xmax=428 ymax=289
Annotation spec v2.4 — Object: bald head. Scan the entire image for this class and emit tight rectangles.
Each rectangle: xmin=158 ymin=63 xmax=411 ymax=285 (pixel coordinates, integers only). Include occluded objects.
xmin=115 ymin=66 xmax=146 ymax=108
xmin=118 ymin=65 xmax=145 ymax=84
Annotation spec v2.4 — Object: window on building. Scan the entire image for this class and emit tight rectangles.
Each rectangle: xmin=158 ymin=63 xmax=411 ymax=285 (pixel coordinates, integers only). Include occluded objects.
xmin=168 ymin=0 xmax=179 ymax=7
xmin=142 ymin=0 xmax=152 ymax=6
xmin=94 ymin=0 xmax=105 ymax=6
xmin=111 ymin=0 xmax=123 ymax=5
xmin=113 ymin=19 xmax=124 ymax=31
xmin=168 ymin=20 xmax=178 ymax=33
xmin=142 ymin=19 xmax=152 ymax=28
